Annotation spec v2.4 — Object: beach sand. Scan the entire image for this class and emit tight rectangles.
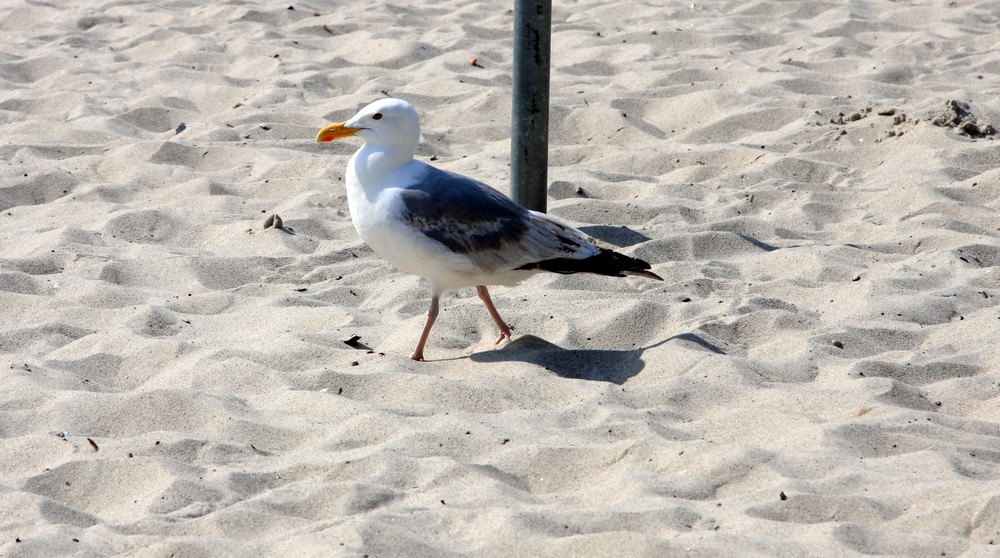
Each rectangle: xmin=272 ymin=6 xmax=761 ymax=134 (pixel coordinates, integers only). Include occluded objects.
xmin=2 ymin=0 xmax=1000 ymax=555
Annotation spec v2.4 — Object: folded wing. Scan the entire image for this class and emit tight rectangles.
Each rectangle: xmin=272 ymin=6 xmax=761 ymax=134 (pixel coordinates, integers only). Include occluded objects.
xmin=398 ymin=166 xmax=600 ymax=274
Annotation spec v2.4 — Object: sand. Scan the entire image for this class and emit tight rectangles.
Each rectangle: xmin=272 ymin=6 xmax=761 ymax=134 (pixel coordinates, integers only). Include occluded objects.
xmin=2 ymin=0 xmax=1000 ymax=556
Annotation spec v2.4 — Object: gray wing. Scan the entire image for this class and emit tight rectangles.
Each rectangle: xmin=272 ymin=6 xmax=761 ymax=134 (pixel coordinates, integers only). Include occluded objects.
xmin=398 ymin=165 xmax=597 ymax=273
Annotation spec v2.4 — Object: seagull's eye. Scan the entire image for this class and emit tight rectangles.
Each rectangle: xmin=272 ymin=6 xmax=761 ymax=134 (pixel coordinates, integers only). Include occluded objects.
xmin=372 ymin=113 xmax=383 ymax=120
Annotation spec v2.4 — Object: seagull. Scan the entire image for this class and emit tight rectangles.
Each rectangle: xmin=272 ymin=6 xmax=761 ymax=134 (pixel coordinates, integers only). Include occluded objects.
xmin=317 ymin=98 xmax=662 ymax=361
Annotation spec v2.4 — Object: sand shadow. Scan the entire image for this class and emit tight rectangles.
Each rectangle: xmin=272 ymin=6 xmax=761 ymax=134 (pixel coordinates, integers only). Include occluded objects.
xmin=578 ymin=225 xmax=652 ymax=247
xmin=469 ymin=333 xmax=725 ymax=384
xmin=736 ymin=233 xmax=779 ymax=252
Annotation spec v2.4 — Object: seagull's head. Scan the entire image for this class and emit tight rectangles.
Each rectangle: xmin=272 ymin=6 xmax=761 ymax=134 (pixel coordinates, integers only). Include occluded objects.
xmin=316 ymin=98 xmax=420 ymax=151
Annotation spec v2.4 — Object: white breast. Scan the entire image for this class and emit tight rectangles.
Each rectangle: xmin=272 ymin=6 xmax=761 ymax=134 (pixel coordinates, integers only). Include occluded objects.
xmin=345 ymin=162 xmax=477 ymax=290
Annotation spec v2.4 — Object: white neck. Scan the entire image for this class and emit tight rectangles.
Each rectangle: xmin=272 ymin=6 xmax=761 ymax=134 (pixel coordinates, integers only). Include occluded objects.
xmin=351 ymin=144 xmax=415 ymax=185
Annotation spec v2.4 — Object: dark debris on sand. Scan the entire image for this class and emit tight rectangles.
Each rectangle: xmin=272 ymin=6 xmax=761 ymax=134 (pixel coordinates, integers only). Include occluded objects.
xmin=932 ymin=100 xmax=997 ymax=138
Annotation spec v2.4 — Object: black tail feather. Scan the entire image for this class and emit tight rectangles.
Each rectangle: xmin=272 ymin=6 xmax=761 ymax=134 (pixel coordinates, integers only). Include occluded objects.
xmin=517 ymin=249 xmax=663 ymax=280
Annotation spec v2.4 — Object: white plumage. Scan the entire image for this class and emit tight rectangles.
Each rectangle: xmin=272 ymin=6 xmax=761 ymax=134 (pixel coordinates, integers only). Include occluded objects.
xmin=317 ymin=98 xmax=660 ymax=361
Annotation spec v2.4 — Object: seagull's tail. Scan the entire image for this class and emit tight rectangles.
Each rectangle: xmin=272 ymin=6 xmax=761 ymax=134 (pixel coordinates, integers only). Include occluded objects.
xmin=518 ymin=249 xmax=663 ymax=281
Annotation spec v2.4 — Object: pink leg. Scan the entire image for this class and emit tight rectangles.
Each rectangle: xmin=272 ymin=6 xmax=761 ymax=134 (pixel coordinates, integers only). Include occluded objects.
xmin=411 ymin=290 xmax=440 ymax=361
xmin=476 ymin=285 xmax=513 ymax=345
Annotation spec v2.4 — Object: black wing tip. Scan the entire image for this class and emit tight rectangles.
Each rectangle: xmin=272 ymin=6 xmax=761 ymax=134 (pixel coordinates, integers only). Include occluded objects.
xmin=626 ymin=269 xmax=664 ymax=281
xmin=617 ymin=255 xmax=663 ymax=281
xmin=518 ymin=249 xmax=662 ymax=280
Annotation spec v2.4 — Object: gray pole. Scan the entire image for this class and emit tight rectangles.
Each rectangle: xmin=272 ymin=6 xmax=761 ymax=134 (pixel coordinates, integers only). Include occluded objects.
xmin=511 ymin=0 xmax=551 ymax=213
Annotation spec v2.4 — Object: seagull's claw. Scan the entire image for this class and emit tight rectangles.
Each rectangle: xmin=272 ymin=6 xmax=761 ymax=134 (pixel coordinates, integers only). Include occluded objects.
xmin=494 ymin=324 xmax=514 ymax=346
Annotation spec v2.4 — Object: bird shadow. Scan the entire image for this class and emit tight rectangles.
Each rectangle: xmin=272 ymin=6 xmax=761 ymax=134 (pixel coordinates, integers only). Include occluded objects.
xmin=469 ymin=332 xmax=726 ymax=384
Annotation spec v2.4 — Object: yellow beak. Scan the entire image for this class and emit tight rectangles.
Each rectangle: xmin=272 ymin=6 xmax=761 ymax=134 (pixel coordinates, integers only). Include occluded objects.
xmin=316 ymin=122 xmax=363 ymax=143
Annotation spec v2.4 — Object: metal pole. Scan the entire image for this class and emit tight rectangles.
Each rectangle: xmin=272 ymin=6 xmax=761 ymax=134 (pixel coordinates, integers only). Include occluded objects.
xmin=511 ymin=0 xmax=551 ymax=213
